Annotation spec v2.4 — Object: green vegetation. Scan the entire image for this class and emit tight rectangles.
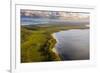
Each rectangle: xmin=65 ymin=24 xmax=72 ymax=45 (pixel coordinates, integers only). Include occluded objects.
xmin=21 ymin=24 xmax=89 ymax=63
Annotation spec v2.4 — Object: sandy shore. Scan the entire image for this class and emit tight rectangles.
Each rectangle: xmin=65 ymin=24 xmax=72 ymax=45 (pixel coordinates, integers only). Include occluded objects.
xmin=51 ymin=33 xmax=59 ymax=54
xmin=51 ymin=33 xmax=59 ymax=43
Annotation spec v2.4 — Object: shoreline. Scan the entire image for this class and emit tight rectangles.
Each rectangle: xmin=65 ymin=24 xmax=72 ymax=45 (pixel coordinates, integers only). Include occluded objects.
xmin=50 ymin=28 xmax=89 ymax=59
xmin=51 ymin=33 xmax=59 ymax=55
xmin=21 ymin=24 xmax=89 ymax=62
xmin=50 ymin=33 xmax=62 ymax=61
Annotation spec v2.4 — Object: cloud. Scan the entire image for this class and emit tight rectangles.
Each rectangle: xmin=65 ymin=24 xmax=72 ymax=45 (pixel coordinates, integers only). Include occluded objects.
xmin=21 ymin=9 xmax=89 ymax=20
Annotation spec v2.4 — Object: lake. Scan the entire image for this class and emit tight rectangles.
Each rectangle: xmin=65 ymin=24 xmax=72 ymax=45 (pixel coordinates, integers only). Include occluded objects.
xmin=53 ymin=29 xmax=89 ymax=60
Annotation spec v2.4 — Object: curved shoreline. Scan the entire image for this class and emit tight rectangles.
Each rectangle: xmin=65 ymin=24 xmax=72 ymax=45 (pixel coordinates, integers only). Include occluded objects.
xmin=51 ymin=34 xmax=58 ymax=53
xmin=51 ymin=29 xmax=89 ymax=60
xmin=51 ymin=33 xmax=60 ymax=57
xmin=21 ymin=24 xmax=89 ymax=62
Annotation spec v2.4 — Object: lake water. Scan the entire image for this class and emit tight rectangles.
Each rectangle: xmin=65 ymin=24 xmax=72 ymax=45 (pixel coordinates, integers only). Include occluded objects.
xmin=53 ymin=29 xmax=89 ymax=60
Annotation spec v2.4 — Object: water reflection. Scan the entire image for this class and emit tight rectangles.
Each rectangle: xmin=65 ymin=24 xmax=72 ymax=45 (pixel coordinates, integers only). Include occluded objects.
xmin=53 ymin=29 xmax=89 ymax=60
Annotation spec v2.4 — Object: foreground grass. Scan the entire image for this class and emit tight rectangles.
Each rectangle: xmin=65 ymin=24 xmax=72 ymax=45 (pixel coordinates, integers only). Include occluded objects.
xmin=21 ymin=24 xmax=89 ymax=63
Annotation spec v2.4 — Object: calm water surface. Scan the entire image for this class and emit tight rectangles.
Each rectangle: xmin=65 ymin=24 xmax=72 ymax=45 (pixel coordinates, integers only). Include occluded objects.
xmin=53 ymin=29 xmax=89 ymax=60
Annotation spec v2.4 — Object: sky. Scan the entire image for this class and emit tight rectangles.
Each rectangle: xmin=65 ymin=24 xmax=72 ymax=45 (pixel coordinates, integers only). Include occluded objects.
xmin=21 ymin=9 xmax=90 ymax=21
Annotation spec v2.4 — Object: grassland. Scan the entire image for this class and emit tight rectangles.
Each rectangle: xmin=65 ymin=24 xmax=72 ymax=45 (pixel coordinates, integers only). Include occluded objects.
xmin=21 ymin=24 xmax=89 ymax=63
